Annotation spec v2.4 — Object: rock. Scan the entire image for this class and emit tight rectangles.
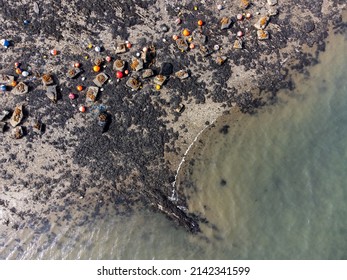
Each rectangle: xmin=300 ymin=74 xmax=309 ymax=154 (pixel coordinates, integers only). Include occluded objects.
xmin=160 ymin=24 xmax=169 ymax=33
xmin=94 ymin=57 xmax=104 ymax=66
xmin=216 ymin=56 xmax=228 ymax=65
xmin=176 ymin=38 xmax=189 ymax=52
xmin=86 ymin=86 xmax=99 ymax=102
xmin=220 ymin=17 xmax=232 ymax=30
xmin=113 ymin=59 xmax=125 ymax=71
xmin=257 ymin=29 xmax=270 ymax=40
xmin=303 ymin=21 xmax=315 ymax=33
xmin=267 ymin=0 xmax=278 ymax=6
xmin=240 ymin=0 xmax=250 ymax=9
xmin=130 ymin=57 xmax=144 ymax=71
xmin=142 ymin=69 xmax=154 ymax=79
xmin=0 ymin=74 xmax=14 ymax=85
xmin=45 ymin=85 xmax=58 ymax=102
xmin=153 ymin=75 xmax=167 ymax=86
xmin=32 ymin=119 xmax=43 ymax=133
xmin=10 ymin=104 xmax=23 ymax=127
xmin=98 ymin=112 xmax=108 ymax=128
xmin=192 ymin=29 xmax=207 ymax=44
xmin=33 ymin=2 xmax=40 ymax=14
xmin=200 ymin=45 xmax=213 ymax=57
xmin=0 ymin=110 xmax=10 ymax=121
xmin=126 ymin=77 xmax=141 ymax=90
xmin=254 ymin=16 xmax=270 ymax=30
xmin=66 ymin=68 xmax=82 ymax=78
xmin=268 ymin=7 xmax=278 ymax=16
xmin=161 ymin=63 xmax=173 ymax=76
xmin=175 ymin=104 xmax=185 ymax=113
xmin=175 ymin=70 xmax=189 ymax=80
xmin=115 ymin=43 xmax=126 ymax=54
xmin=93 ymin=73 xmax=108 ymax=87
xmin=12 ymin=126 xmax=24 ymax=139
xmin=0 ymin=122 xmax=6 ymax=133
xmin=233 ymin=40 xmax=243 ymax=49
xmin=42 ymin=73 xmax=54 ymax=86
xmin=11 ymin=82 xmax=28 ymax=95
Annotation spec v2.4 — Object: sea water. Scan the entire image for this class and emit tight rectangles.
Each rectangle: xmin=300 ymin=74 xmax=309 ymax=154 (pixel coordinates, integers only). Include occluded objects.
xmin=0 ymin=32 xmax=346 ymax=260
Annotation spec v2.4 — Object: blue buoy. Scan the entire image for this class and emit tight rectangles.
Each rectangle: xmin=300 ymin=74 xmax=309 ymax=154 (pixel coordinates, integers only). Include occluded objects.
xmin=2 ymin=39 xmax=10 ymax=48
xmin=0 ymin=85 xmax=7 ymax=92
xmin=23 ymin=20 xmax=30 ymax=25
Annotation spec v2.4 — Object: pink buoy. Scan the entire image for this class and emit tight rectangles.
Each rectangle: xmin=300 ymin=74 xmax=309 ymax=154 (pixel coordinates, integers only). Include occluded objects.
xmin=237 ymin=31 xmax=243 ymax=37
xmin=237 ymin=14 xmax=243 ymax=21
xmin=68 ymin=93 xmax=75 ymax=100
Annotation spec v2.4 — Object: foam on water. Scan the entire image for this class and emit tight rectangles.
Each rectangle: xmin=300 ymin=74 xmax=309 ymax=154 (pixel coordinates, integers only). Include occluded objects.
xmin=1 ymin=33 xmax=347 ymax=260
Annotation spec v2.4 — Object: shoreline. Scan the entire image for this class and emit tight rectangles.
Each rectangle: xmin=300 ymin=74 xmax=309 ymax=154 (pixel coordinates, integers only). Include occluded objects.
xmin=0 ymin=0 xmax=346 ymax=239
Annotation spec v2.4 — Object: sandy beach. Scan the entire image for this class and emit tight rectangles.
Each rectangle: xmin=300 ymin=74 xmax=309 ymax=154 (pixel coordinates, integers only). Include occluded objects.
xmin=0 ymin=0 xmax=346 ymax=237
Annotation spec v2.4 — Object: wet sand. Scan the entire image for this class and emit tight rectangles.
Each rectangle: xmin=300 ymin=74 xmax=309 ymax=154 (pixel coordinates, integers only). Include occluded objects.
xmin=0 ymin=0 xmax=346 ymax=237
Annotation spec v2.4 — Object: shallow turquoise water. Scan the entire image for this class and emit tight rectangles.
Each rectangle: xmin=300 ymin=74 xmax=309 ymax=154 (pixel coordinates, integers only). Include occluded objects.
xmin=1 ymin=33 xmax=346 ymax=260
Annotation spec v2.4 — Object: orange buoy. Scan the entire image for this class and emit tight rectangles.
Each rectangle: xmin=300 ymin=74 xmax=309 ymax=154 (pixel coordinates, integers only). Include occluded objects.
xmin=182 ymin=29 xmax=190 ymax=36
xmin=79 ymin=105 xmax=86 ymax=113
xmin=189 ymin=43 xmax=195 ymax=49
xmin=124 ymin=69 xmax=129 ymax=75
xmin=197 ymin=20 xmax=204 ymax=26
xmin=126 ymin=42 xmax=132 ymax=48
xmin=50 ymin=49 xmax=58 ymax=56
xmin=172 ymin=34 xmax=179 ymax=41
xmin=11 ymin=80 xmax=17 ymax=87
xmin=15 ymin=68 xmax=22 ymax=75
xmin=76 ymin=85 xmax=83 ymax=91
xmin=93 ymin=65 xmax=101 ymax=72
xmin=74 ymin=62 xmax=81 ymax=68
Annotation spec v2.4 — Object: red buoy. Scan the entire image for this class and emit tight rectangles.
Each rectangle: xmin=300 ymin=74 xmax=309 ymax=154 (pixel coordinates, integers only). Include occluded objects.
xmin=116 ymin=71 xmax=124 ymax=79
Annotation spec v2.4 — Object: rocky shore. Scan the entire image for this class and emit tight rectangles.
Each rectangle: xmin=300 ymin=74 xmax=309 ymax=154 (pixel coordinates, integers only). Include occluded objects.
xmin=0 ymin=0 xmax=346 ymax=238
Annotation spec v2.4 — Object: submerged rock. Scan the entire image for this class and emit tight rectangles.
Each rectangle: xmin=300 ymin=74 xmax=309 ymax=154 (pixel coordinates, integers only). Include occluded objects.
xmin=10 ymin=104 xmax=23 ymax=127
xmin=130 ymin=57 xmax=144 ymax=71
xmin=216 ymin=56 xmax=228 ymax=65
xmin=233 ymin=40 xmax=243 ymax=49
xmin=32 ymin=119 xmax=43 ymax=133
xmin=200 ymin=45 xmax=213 ymax=57
xmin=267 ymin=0 xmax=278 ymax=6
xmin=126 ymin=76 xmax=141 ymax=90
xmin=240 ymin=0 xmax=250 ymax=9
xmin=0 ymin=74 xmax=14 ymax=85
xmin=66 ymin=68 xmax=82 ymax=79
xmin=113 ymin=59 xmax=125 ymax=71
xmin=86 ymin=86 xmax=99 ymax=102
xmin=268 ymin=7 xmax=278 ymax=16
xmin=0 ymin=110 xmax=10 ymax=121
xmin=115 ymin=43 xmax=126 ymax=54
xmin=45 ymin=85 xmax=58 ymax=102
xmin=11 ymin=82 xmax=28 ymax=95
xmin=153 ymin=75 xmax=167 ymax=86
xmin=42 ymin=73 xmax=54 ymax=86
xmin=192 ymin=29 xmax=207 ymax=44
xmin=254 ymin=16 xmax=270 ymax=30
xmin=93 ymin=73 xmax=108 ymax=87
xmin=175 ymin=70 xmax=189 ymax=80
xmin=12 ymin=126 xmax=24 ymax=139
xmin=0 ymin=122 xmax=6 ymax=133
xmin=257 ymin=29 xmax=270 ymax=40
xmin=176 ymin=38 xmax=189 ymax=51
xmin=142 ymin=69 xmax=154 ymax=79
xmin=220 ymin=17 xmax=232 ymax=30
